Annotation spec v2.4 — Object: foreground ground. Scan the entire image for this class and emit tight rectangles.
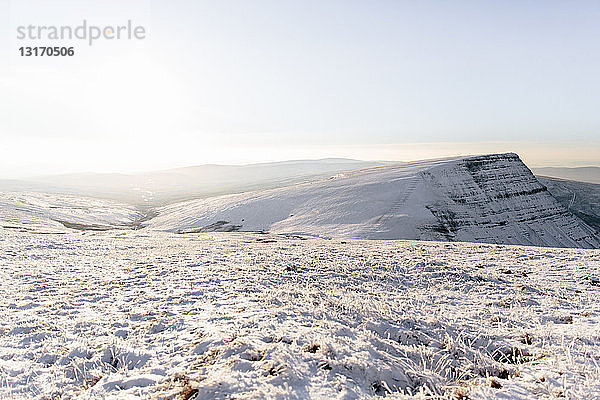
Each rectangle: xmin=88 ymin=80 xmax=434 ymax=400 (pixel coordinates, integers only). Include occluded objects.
xmin=0 ymin=231 xmax=599 ymax=399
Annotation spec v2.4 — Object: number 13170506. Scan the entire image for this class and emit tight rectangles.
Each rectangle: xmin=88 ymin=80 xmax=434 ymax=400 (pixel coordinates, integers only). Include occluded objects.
xmin=19 ymin=47 xmax=75 ymax=56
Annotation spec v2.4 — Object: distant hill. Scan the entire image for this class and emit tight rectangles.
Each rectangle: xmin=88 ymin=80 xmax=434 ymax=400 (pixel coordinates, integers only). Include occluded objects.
xmin=0 ymin=159 xmax=382 ymax=206
xmin=533 ymin=167 xmax=600 ymax=184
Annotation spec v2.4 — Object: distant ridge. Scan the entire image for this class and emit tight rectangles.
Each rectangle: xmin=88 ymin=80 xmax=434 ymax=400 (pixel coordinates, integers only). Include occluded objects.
xmin=533 ymin=166 xmax=600 ymax=184
xmin=0 ymin=159 xmax=381 ymax=205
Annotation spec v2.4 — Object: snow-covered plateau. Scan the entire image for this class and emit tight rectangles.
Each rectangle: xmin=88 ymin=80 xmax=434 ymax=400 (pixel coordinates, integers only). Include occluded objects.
xmin=1 ymin=230 xmax=599 ymax=399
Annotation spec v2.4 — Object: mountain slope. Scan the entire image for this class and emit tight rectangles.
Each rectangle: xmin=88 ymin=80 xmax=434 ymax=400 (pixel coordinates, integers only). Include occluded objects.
xmin=538 ymin=176 xmax=600 ymax=232
xmin=148 ymin=153 xmax=600 ymax=249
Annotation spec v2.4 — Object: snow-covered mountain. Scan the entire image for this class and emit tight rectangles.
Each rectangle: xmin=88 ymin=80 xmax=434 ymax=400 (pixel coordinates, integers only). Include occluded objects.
xmin=148 ymin=153 xmax=600 ymax=249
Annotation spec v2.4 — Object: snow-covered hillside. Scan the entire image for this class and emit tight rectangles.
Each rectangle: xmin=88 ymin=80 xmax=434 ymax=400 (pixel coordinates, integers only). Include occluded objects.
xmin=148 ymin=153 xmax=600 ymax=249
xmin=538 ymin=176 xmax=600 ymax=233
xmin=0 ymin=192 xmax=143 ymax=233
xmin=1 ymin=230 xmax=599 ymax=399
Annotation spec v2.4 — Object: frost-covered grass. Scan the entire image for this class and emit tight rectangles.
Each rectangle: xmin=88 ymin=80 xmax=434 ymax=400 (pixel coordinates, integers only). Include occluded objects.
xmin=0 ymin=230 xmax=599 ymax=399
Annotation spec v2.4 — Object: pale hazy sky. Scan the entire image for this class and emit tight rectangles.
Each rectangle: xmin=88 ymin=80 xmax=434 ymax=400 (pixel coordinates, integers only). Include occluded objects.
xmin=1 ymin=0 xmax=599 ymax=177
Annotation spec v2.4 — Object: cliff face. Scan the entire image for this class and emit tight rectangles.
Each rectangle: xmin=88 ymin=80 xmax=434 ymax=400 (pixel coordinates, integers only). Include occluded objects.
xmin=417 ymin=154 xmax=600 ymax=248
xmin=148 ymin=153 xmax=600 ymax=249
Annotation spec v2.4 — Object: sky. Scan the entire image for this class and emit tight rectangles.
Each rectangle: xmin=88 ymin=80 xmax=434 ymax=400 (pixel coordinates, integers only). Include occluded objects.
xmin=0 ymin=0 xmax=599 ymax=178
